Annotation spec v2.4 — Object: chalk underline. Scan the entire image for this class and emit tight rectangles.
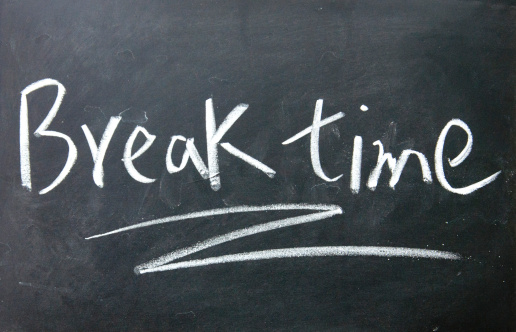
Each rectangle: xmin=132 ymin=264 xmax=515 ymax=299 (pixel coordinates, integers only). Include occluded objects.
xmin=84 ymin=203 xmax=461 ymax=274
xmin=85 ymin=203 xmax=340 ymax=239
xmin=138 ymin=246 xmax=461 ymax=274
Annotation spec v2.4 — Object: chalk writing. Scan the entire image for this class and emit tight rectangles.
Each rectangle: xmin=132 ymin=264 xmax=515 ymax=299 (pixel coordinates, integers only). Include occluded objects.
xmin=19 ymin=79 xmax=500 ymax=195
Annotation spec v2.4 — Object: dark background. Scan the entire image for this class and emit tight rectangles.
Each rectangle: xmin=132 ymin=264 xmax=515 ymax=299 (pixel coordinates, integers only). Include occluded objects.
xmin=0 ymin=1 xmax=514 ymax=330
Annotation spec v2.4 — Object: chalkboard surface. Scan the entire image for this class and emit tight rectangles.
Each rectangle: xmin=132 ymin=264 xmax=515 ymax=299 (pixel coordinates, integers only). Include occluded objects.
xmin=0 ymin=1 xmax=514 ymax=331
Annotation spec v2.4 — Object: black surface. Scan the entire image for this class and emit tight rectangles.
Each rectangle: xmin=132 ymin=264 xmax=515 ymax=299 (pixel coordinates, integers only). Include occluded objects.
xmin=0 ymin=1 xmax=514 ymax=331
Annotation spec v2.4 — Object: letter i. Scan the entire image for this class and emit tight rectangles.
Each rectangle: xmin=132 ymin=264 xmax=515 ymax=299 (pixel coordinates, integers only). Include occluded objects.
xmin=350 ymin=136 xmax=362 ymax=194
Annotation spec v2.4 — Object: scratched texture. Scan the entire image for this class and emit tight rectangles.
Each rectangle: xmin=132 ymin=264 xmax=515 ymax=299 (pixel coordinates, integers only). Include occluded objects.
xmin=0 ymin=0 xmax=514 ymax=331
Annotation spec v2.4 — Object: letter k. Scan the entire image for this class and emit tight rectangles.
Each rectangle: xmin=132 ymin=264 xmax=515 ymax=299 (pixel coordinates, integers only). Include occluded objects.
xmin=205 ymin=98 xmax=276 ymax=191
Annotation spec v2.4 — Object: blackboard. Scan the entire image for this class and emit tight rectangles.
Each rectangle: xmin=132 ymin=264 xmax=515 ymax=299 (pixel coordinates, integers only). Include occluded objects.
xmin=0 ymin=1 xmax=514 ymax=330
